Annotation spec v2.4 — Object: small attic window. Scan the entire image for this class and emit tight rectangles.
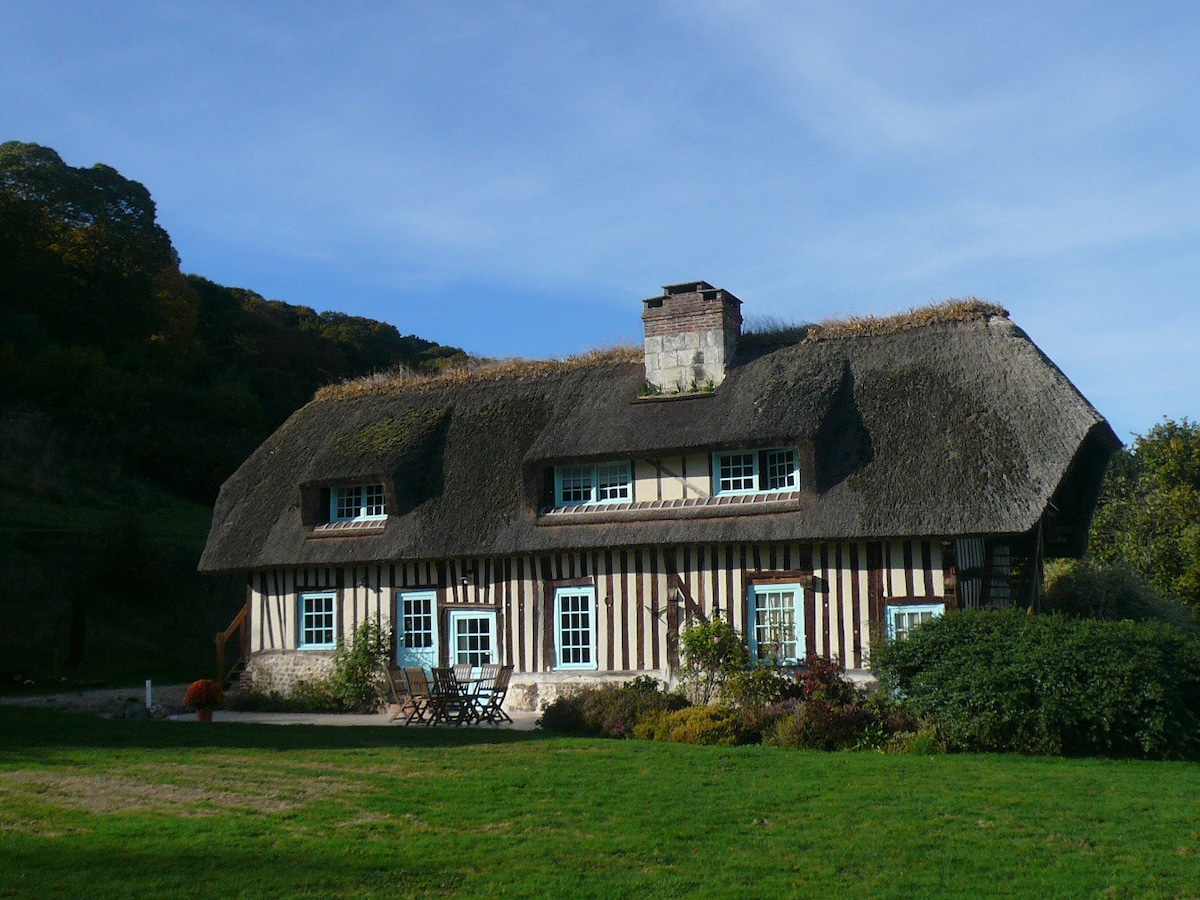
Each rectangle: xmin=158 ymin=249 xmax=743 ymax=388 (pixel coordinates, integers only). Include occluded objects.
xmin=553 ymin=461 xmax=632 ymax=507
xmin=713 ymin=447 xmax=799 ymax=495
xmin=331 ymin=484 xmax=388 ymax=522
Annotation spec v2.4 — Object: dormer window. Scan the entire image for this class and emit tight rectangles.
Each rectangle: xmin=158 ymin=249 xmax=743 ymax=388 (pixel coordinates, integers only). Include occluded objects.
xmin=554 ymin=461 xmax=632 ymax=507
xmin=714 ymin=447 xmax=799 ymax=495
xmin=331 ymin=484 xmax=388 ymax=522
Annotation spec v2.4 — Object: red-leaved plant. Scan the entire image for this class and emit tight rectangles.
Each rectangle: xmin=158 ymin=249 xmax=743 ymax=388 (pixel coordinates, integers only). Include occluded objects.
xmin=184 ymin=679 xmax=226 ymax=710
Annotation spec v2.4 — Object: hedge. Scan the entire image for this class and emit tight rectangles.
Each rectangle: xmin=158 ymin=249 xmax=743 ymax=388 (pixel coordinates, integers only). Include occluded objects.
xmin=873 ymin=609 xmax=1200 ymax=759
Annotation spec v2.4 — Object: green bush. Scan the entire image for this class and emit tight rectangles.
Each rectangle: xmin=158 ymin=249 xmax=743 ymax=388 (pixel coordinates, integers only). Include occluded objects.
xmin=325 ymin=620 xmax=392 ymax=712
xmin=1044 ymin=560 xmax=1197 ymax=632
xmin=538 ymin=681 xmax=688 ymax=738
xmin=766 ymin=698 xmax=874 ymax=751
xmin=873 ymin=609 xmax=1200 ymax=759
xmin=679 ymin=618 xmax=748 ymax=704
xmin=633 ymin=704 xmax=751 ymax=745
xmin=718 ymin=665 xmax=802 ymax=708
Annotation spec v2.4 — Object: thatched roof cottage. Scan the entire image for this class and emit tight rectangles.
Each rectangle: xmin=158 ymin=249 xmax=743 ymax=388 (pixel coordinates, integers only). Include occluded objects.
xmin=201 ymin=282 xmax=1118 ymax=707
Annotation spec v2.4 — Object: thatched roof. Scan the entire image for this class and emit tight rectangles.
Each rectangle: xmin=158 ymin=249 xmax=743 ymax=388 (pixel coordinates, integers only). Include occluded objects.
xmin=200 ymin=302 xmax=1118 ymax=572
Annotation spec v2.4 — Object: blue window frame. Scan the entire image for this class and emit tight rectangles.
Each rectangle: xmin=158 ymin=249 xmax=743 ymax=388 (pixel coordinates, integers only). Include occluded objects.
xmin=713 ymin=447 xmax=798 ymax=495
xmin=449 ymin=610 xmax=497 ymax=667
xmin=554 ymin=462 xmax=631 ymax=507
xmin=330 ymin=484 xmax=387 ymax=522
xmin=299 ymin=591 xmax=337 ymax=649
xmin=554 ymin=586 xmax=597 ymax=669
xmin=885 ymin=603 xmax=944 ymax=640
xmin=747 ymin=583 xmax=804 ymax=665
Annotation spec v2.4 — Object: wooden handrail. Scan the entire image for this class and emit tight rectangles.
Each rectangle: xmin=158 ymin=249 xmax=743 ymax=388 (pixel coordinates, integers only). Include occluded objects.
xmin=215 ymin=601 xmax=250 ymax=686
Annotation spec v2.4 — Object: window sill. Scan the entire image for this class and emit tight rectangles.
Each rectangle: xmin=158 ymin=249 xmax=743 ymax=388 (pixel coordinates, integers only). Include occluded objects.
xmin=308 ymin=519 xmax=388 ymax=539
xmin=537 ymin=491 xmax=802 ymax=525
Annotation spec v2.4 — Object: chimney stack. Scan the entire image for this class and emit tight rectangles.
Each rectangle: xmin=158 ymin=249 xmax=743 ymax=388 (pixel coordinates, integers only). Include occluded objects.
xmin=641 ymin=281 xmax=742 ymax=392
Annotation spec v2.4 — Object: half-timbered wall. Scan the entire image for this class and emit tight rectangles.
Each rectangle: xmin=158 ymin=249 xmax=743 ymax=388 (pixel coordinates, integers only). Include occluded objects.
xmin=632 ymin=453 xmax=712 ymax=502
xmin=247 ymin=538 xmax=961 ymax=677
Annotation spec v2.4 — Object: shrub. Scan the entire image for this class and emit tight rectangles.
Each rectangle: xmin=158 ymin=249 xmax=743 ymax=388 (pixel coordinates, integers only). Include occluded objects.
xmin=537 ymin=692 xmax=585 ymax=733
xmin=633 ymin=704 xmax=750 ymax=745
xmin=326 ymin=620 xmax=393 ymax=712
xmin=679 ymin=618 xmax=748 ymax=704
xmin=767 ymin=698 xmax=874 ymax=751
xmin=1044 ymin=560 xmax=1197 ymax=632
xmin=796 ymin=654 xmax=860 ymax=705
xmin=719 ymin=666 xmax=803 ymax=709
xmin=538 ymin=680 xmax=689 ymax=738
xmin=874 ymin=609 xmax=1200 ymax=759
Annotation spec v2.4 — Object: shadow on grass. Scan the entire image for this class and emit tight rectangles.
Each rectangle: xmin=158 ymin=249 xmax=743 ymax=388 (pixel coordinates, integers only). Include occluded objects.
xmin=1 ymin=841 xmax=468 ymax=900
xmin=0 ymin=707 xmax=550 ymax=754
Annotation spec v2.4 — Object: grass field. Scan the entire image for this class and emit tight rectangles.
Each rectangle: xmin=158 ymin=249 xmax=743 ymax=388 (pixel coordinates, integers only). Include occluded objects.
xmin=1 ymin=708 xmax=1198 ymax=898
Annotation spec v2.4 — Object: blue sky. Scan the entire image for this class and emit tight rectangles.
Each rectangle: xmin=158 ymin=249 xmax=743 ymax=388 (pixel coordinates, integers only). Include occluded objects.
xmin=4 ymin=2 xmax=1198 ymax=443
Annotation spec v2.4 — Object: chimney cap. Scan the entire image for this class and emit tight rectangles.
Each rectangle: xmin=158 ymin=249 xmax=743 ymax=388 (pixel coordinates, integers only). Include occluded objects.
xmin=662 ymin=280 xmax=715 ymax=295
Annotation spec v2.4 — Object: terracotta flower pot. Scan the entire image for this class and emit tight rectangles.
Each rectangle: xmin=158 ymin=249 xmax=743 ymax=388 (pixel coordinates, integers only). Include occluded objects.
xmin=195 ymin=709 xmax=214 ymax=723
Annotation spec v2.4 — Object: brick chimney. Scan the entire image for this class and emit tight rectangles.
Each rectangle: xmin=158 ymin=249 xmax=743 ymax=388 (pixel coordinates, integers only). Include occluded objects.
xmin=641 ymin=281 xmax=742 ymax=392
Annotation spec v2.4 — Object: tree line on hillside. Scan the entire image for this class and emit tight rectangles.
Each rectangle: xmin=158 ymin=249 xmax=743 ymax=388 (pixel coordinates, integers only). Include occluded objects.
xmin=0 ymin=141 xmax=469 ymax=502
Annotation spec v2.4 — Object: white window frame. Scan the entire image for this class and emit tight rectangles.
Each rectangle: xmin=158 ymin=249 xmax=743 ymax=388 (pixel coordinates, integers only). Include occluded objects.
xmin=330 ymin=483 xmax=388 ymax=522
xmin=747 ymin=583 xmax=804 ymax=665
xmin=554 ymin=462 xmax=631 ymax=507
xmin=448 ymin=610 xmax=497 ymax=667
xmin=554 ymin=586 xmax=598 ymax=670
xmin=298 ymin=591 xmax=338 ymax=650
xmin=713 ymin=447 xmax=799 ymax=495
xmin=885 ymin=602 xmax=945 ymax=641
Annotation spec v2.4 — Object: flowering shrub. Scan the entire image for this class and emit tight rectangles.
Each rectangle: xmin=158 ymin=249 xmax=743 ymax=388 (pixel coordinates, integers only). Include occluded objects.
xmin=184 ymin=679 xmax=226 ymax=710
xmin=679 ymin=618 xmax=748 ymax=704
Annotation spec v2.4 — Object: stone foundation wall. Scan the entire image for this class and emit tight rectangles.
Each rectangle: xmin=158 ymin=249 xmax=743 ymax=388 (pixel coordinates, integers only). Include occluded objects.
xmin=243 ymin=650 xmax=336 ymax=696
xmin=506 ymin=670 xmax=675 ymax=712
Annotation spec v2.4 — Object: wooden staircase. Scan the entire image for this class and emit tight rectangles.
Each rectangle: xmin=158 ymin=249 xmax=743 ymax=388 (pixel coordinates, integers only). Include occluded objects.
xmin=215 ymin=601 xmax=250 ymax=690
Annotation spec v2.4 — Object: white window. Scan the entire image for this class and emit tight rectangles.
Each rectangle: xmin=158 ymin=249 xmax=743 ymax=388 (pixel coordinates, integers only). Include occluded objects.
xmin=554 ymin=462 xmax=631 ymax=507
xmin=554 ymin=587 xmax=597 ymax=669
xmin=714 ymin=448 xmax=799 ymax=495
xmin=331 ymin=484 xmax=388 ymax=522
xmin=449 ymin=610 xmax=497 ymax=667
xmin=763 ymin=448 xmax=798 ymax=490
xmin=747 ymin=583 xmax=804 ymax=665
xmin=299 ymin=591 xmax=337 ymax=650
xmin=886 ymin=603 xmax=944 ymax=640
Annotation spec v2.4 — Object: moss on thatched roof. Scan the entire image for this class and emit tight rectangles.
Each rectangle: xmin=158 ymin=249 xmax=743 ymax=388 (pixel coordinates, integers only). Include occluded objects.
xmin=200 ymin=303 xmax=1116 ymax=573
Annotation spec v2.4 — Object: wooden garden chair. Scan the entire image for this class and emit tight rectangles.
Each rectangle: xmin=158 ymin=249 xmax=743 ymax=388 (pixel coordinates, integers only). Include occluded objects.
xmin=476 ymin=664 xmax=513 ymax=724
xmin=402 ymin=667 xmax=436 ymax=726
xmin=430 ymin=666 xmax=469 ymax=726
xmin=384 ymin=665 xmax=411 ymax=723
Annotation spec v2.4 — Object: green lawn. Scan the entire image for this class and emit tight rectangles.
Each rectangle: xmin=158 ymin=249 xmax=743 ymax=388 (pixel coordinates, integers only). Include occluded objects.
xmin=1 ymin=708 xmax=1198 ymax=899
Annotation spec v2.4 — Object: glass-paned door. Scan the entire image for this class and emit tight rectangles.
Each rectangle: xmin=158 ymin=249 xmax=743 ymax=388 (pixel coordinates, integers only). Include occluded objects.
xmin=397 ymin=590 xmax=438 ymax=669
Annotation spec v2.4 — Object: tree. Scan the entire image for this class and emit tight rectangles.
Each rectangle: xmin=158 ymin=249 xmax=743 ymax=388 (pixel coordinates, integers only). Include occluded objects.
xmin=1088 ymin=419 xmax=1200 ymax=607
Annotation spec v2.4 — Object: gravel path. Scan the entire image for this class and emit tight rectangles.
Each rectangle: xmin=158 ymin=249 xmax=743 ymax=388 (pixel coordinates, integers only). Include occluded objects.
xmin=0 ymin=683 xmax=190 ymax=716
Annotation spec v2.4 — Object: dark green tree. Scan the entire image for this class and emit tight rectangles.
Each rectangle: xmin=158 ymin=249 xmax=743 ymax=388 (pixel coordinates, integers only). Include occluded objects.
xmin=1088 ymin=418 xmax=1200 ymax=607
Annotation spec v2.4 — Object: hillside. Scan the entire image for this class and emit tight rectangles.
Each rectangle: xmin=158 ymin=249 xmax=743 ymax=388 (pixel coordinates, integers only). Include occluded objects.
xmin=0 ymin=141 xmax=469 ymax=683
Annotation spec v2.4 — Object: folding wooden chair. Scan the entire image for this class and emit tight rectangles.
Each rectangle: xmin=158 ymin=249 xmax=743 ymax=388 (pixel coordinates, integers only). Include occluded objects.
xmin=402 ymin=667 xmax=436 ymax=726
xmin=476 ymin=664 xmax=513 ymax=724
xmin=384 ymin=665 xmax=410 ymax=723
xmin=431 ymin=666 xmax=469 ymax=726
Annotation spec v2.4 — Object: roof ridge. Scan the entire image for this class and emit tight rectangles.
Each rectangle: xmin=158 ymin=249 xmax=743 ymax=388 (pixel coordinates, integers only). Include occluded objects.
xmin=802 ymin=298 xmax=1008 ymax=343
xmin=316 ymin=345 xmax=642 ymax=401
